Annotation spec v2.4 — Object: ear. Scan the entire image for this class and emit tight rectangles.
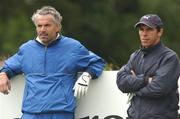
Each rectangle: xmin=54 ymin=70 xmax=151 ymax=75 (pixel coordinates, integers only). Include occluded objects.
xmin=59 ymin=24 xmax=62 ymax=32
xmin=158 ymin=28 xmax=163 ymax=37
xmin=56 ymin=24 xmax=61 ymax=33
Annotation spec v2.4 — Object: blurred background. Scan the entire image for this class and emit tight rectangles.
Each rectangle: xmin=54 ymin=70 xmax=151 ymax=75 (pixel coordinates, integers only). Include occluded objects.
xmin=0 ymin=0 xmax=180 ymax=70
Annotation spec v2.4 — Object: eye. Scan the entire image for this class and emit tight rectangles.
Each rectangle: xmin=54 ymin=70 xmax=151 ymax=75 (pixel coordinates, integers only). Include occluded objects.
xmin=139 ymin=27 xmax=144 ymax=31
xmin=37 ymin=24 xmax=42 ymax=28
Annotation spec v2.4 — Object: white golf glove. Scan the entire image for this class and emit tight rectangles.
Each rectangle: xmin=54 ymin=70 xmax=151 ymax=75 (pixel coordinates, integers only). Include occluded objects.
xmin=73 ymin=72 xmax=92 ymax=99
xmin=127 ymin=93 xmax=136 ymax=104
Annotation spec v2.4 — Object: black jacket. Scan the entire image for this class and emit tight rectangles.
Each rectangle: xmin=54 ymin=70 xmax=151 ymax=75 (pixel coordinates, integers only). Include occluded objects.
xmin=116 ymin=42 xmax=180 ymax=119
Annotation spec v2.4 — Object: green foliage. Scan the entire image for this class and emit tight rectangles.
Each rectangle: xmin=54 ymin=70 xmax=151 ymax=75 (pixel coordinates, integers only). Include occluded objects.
xmin=0 ymin=14 xmax=35 ymax=55
xmin=0 ymin=0 xmax=180 ymax=70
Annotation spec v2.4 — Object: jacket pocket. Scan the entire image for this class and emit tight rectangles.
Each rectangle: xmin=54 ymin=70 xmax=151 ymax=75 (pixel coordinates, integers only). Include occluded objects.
xmin=23 ymin=73 xmax=73 ymax=112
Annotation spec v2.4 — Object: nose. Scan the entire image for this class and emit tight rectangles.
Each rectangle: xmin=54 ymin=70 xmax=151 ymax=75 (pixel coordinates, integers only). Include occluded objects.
xmin=40 ymin=26 xmax=46 ymax=31
xmin=140 ymin=30 xmax=148 ymax=36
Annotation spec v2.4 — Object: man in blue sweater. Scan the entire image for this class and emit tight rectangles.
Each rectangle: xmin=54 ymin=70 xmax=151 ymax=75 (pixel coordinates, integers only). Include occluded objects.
xmin=0 ymin=6 xmax=105 ymax=119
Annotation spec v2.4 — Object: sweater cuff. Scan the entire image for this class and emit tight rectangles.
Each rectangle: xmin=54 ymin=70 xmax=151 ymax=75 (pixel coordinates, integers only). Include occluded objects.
xmin=0 ymin=68 xmax=11 ymax=79
xmin=85 ymin=69 xmax=95 ymax=79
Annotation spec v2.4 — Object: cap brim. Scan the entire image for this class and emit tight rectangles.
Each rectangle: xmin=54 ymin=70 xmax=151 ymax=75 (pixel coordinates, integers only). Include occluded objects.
xmin=134 ymin=22 xmax=156 ymax=28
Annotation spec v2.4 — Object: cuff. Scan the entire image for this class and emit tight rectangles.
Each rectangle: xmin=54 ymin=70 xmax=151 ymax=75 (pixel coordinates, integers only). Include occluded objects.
xmin=85 ymin=69 xmax=95 ymax=79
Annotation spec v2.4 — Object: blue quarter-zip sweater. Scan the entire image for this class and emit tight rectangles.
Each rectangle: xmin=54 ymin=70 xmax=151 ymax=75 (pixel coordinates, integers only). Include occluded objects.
xmin=1 ymin=35 xmax=105 ymax=113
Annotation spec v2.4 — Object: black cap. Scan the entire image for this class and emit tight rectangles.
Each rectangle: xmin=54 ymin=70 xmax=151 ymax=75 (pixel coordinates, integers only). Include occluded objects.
xmin=134 ymin=14 xmax=163 ymax=28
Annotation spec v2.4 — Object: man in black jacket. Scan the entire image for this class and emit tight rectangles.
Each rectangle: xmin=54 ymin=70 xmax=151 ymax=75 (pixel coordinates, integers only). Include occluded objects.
xmin=116 ymin=14 xmax=180 ymax=119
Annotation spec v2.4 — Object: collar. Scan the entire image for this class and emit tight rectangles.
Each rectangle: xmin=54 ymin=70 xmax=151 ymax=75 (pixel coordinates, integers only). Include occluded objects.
xmin=36 ymin=33 xmax=60 ymax=45
xmin=141 ymin=41 xmax=162 ymax=56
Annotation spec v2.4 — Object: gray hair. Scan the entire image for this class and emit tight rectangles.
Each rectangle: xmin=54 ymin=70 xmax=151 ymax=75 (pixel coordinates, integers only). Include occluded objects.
xmin=31 ymin=6 xmax=62 ymax=26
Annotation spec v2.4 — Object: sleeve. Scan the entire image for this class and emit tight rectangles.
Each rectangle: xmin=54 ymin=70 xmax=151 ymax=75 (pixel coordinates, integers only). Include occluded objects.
xmin=135 ymin=54 xmax=180 ymax=98
xmin=0 ymin=50 xmax=22 ymax=78
xmin=116 ymin=53 xmax=146 ymax=93
xmin=74 ymin=44 xmax=105 ymax=79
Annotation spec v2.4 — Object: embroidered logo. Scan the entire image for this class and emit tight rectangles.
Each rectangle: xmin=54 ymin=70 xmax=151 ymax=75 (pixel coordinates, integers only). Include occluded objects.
xmin=143 ymin=15 xmax=150 ymax=20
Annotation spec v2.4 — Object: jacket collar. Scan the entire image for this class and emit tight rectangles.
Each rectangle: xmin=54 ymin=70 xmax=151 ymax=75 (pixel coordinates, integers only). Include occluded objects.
xmin=35 ymin=34 xmax=61 ymax=46
xmin=35 ymin=33 xmax=60 ymax=46
xmin=141 ymin=41 xmax=163 ymax=56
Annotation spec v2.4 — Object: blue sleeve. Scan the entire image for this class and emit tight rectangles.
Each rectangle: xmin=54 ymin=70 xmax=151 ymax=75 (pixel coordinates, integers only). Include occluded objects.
xmin=0 ymin=50 xmax=22 ymax=78
xmin=74 ymin=45 xmax=105 ymax=79
xmin=85 ymin=51 xmax=106 ymax=79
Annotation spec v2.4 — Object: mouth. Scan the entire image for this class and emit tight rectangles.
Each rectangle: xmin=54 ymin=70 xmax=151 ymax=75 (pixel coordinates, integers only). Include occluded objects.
xmin=141 ymin=38 xmax=149 ymax=42
xmin=141 ymin=38 xmax=149 ymax=45
xmin=40 ymin=33 xmax=48 ymax=36
xmin=39 ymin=34 xmax=48 ymax=39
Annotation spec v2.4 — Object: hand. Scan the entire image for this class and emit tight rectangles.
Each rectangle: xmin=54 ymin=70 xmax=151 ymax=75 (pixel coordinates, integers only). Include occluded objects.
xmin=127 ymin=70 xmax=136 ymax=103
xmin=131 ymin=70 xmax=136 ymax=77
xmin=127 ymin=93 xmax=136 ymax=104
xmin=148 ymin=77 xmax=153 ymax=84
xmin=0 ymin=72 xmax=11 ymax=95
xmin=73 ymin=72 xmax=92 ymax=99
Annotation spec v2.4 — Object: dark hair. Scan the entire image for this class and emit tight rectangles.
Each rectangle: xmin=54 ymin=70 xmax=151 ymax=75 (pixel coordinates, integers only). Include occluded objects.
xmin=156 ymin=26 xmax=163 ymax=32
